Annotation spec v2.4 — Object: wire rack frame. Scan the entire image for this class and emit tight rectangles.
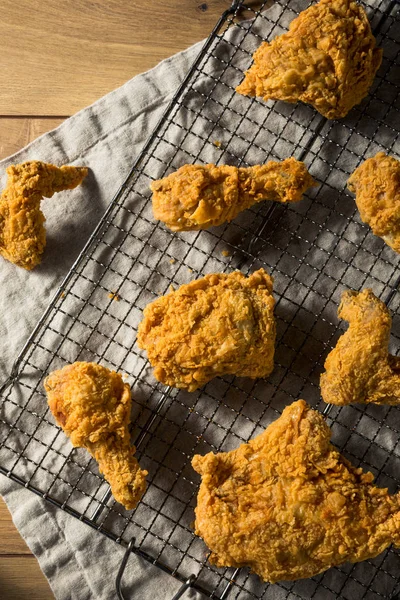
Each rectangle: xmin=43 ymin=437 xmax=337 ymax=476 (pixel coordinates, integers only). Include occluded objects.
xmin=1 ymin=1 xmax=400 ymax=599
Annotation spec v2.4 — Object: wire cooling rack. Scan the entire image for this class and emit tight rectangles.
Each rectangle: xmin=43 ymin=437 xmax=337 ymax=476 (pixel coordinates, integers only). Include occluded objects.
xmin=1 ymin=1 xmax=400 ymax=598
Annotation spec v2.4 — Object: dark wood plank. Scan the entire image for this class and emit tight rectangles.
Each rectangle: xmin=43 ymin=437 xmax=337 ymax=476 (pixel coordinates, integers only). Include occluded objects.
xmin=0 ymin=555 xmax=54 ymax=599
xmin=0 ymin=118 xmax=65 ymax=160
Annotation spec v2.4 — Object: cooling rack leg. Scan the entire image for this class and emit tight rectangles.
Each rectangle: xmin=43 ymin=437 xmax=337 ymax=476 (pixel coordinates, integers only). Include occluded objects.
xmin=170 ymin=575 xmax=196 ymax=600
xmin=116 ymin=538 xmax=136 ymax=600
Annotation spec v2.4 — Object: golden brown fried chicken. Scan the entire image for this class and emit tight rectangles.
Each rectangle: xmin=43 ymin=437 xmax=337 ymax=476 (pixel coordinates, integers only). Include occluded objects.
xmin=320 ymin=289 xmax=400 ymax=406
xmin=137 ymin=269 xmax=275 ymax=391
xmin=347 ymin=153 xmax=400 ymax=253
xmin=44 ymin=362 xmax=147 ymax=510
xmin=192 ymin=400 xmax=400 ymax=582
xmin=150 ymin=159 xmax=315 ymax=231
xmin=0 ymin=161 xmax=87 ymax=270
xmin=236 ymin=0 xmax=382 ymax=119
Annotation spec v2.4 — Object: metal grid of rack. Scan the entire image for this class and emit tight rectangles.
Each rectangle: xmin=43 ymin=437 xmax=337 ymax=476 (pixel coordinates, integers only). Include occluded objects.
xmin=1 ymin=1 xmax=400 ymax=598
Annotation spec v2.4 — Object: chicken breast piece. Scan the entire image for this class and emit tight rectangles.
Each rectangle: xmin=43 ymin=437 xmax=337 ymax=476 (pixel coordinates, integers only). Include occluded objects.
xmin=192 ymin=400 xmax=400 ymax=582
xmin=44 ymin=362 xmax=147 ymax=510
xmin=0 ymin=161 xmax=88 ymax=270
xmin=236 ymin=0 xmax=382 ymax=119
xmin=347 ymin=152 xmax=400 ymax=253
xmin=150 ymin=159 xmax=315 ymax=231
xmin=137 ymin=269 xmax=275 ymax=391
xmin=320 ymin=289 xmax=400 ymax=406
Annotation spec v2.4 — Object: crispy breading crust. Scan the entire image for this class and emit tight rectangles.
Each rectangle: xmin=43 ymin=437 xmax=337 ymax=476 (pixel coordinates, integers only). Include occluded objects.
xmin=236 ymin=0 xmax=382 ymax=119
xmin=137 ymin=269 xmax=275 ymax=391
xmin=150 ymin=159 xmax=315 ymax=231
xmin=192 ymin=400 xmax=400 ymax=582
xmin=44 ymin=362 xmax=147 ymax=510
xmin=347 ymin=152 xmax=400 ymax=253
xmin=0 ymin=161 xmax=87 ymax=269
xmin=320 ymin=289 xmax=400 ymax=406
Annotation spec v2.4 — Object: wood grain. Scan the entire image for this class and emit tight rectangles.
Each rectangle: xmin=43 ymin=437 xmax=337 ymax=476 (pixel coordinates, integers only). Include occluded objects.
xmin=0 ymin=555 xmax=54 ymax=600
xmin=0 ymin=498 xmax=32 ymax=555
xmin=0 ymin=0 xmax=229 ymax=116
xmin=0 ymin=499 xmax=54 ymax=599
xmin=0 ymin=118 xmax=65 ymax=161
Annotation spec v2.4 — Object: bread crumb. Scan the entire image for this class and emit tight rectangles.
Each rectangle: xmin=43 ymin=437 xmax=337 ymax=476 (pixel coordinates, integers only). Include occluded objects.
xmin=169 ymin=258 xmax=176 ymax=264
xmin=213 ymin=140 xmax=222 ymax=148
xmin=221 ymin=250 xmax=230 ymax=257
xmin=187 ymin=268 xmax=193 ymax=273
xmin=108 ymin=291 xmax=120 ymax=301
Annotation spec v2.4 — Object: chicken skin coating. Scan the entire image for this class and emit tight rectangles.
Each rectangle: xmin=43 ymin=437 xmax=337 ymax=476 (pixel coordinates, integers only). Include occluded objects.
xmin=0 ymin=161 xmax=87 ymax=270
xmin=320 ymin=289 xmax=400 ymax=406
xmin=44 ymin=362 xmax=147 ymax=510
xmin=192 ymin=400 xmax=400 ymax=583
xmin=150 ymin=158 xmax=315 ymax=231
xmin=347 ymin=153 xmax=400 ymax=253
xmin=236 ymin=0 xmax=382 ymax=119
xmin=137 ymin=269 xmax=275 ymax=391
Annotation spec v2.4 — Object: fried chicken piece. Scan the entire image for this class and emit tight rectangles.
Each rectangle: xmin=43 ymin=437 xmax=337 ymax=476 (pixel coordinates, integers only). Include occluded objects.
xmin=150 ymin=158 xmax=315 ymax=231
xmin=236 ymin=0 xmax=382 ymax=119
xmin=44 ymin=362 xmax=147 ymax=510
xmin=347 ymin=153 xmax=400 ymax=253
xmin=192 ymin=400 xmax=400 ymax=582
xmin=320 ymin=289 xmax=400 ymax=406
xmin=137 ymin=269 xmax=275 ymax=391
xmin=0 ymin=161 xmax=88 ymax=270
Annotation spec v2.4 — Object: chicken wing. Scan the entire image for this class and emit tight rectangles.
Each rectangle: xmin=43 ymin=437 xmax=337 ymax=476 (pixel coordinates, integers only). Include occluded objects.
xmin=192 ymin=399 xmax=400 ymax=582
xmin=236 ymin=0 xmax=382 ymax=119
xmin=0 ymin=161 xmax=87 ymax=270
xmin=347 ymin=152 xmax=400 ymax=253
xmin=150 ymin=158 xmax=315 ymax=231
xmin=44 ymin=362 xmax=147 ymax=510
xmin=137 ymin=269 xmax=275 ymax=391
xmin=320 ymin=289 xmax=400 ymax=406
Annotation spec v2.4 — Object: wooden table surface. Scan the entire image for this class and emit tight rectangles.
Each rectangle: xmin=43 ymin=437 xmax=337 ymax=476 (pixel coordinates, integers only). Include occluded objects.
xmin=0 ymin=1 xmax=229 ymax=598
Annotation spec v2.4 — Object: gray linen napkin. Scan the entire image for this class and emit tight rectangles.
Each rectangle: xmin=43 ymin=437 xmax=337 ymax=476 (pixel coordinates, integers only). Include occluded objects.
xmin=0 ymin=40 xmax=206 ymax=600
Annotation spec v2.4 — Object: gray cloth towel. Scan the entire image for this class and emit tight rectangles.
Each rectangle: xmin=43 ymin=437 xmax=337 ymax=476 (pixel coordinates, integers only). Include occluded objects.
xmin=0 ymin=39 xmax=206 ymax=600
